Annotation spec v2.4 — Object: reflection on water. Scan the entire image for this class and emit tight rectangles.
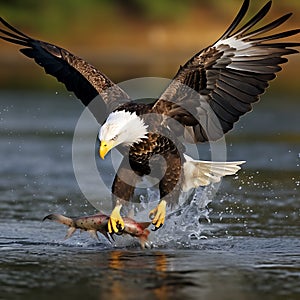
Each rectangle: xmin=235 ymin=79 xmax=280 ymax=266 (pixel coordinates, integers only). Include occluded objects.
xmin=0 ymin=91 xmax=299 ymax=299
xmin=1 ymin=240 xmax=299 ymax=300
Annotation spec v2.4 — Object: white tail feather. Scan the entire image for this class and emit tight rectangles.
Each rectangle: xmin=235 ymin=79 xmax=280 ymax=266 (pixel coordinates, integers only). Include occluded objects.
xmin=182 ymin=154 xmax=245 ymax=192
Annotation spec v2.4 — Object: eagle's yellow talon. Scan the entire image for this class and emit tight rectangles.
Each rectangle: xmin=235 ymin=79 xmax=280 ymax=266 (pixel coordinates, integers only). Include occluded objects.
xmin=149 ymin=200 xmax=166 ymax=230
xmin=108 ymin=204 xmax=124 ymax=234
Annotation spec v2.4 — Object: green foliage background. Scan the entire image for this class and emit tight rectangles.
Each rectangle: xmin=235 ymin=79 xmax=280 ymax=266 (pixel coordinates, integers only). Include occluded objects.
xmin=1 ymin=0 xmax=299 ymax=36
xmin=0 ymin=0 xmax=299 ymax=91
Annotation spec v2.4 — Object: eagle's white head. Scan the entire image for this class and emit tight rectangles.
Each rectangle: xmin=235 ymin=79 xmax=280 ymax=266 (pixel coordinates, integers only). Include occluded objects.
xmin=98 ymin=110 xmax=148 ymax=159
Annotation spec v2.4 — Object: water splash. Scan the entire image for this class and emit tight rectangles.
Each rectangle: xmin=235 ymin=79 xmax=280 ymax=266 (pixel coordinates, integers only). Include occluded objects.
xmin=131 ymin=185 xmax=217 ymax=248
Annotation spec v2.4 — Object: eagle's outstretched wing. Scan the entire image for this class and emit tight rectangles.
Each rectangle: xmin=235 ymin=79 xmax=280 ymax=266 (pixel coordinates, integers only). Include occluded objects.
xmin=152 ymin=0 xmax=300 ymax=142
xmin=0 ymin=17 xmax=130 ymax=123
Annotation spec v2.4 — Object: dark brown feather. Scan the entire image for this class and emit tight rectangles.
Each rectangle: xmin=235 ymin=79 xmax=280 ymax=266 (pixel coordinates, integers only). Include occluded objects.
xmin=152 ymin=0 xmax=299 ymax=143
xmin=112 ymin=132 xmax=184 ymax=205
xmin=0 ymin=17 xmax=130 ymax=124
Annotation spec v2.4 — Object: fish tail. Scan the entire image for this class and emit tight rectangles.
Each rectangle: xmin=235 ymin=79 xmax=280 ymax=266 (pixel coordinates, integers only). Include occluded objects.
xmin=43 ymin=213 xmax=75 ymax=227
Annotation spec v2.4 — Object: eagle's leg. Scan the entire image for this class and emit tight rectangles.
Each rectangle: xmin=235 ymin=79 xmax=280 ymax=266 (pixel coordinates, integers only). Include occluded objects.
xmin=109 ymin=159 xmax=142 ymax=234
xmin=149 ymin=200 xmax=167 ymax=230
xmin=149 ymin=152 xmax=182 ymax=230
xmin=107 ymin=201 xmax=124 ymax=234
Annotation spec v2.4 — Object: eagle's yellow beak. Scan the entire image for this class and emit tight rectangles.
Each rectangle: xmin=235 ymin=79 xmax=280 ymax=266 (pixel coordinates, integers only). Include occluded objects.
xmin=99 ymin=140 xmax=115 ymax=159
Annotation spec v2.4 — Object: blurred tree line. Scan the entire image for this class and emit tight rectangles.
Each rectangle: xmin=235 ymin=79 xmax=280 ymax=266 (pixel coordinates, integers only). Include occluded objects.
xmin=1 ymin=0 xmax=299 ymax=34
xmin=0 ymin=0 xmax=299 ymax=91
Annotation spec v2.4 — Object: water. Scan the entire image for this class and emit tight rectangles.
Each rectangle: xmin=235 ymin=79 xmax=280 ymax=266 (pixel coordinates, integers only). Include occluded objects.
xmin=0 ymin=91 xmax=299 ymax=299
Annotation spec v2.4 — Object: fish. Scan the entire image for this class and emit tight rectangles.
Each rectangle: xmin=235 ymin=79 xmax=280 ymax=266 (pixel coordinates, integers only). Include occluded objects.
xmin=43 ymin=213 xmax=151 ymax=248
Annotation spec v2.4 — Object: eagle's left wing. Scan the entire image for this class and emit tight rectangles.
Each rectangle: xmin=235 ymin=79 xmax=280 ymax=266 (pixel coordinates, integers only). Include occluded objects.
xmin=0 ymin=17 xmax=130 ymax=124
xmin=152 ymin=0 xmax=300 ymax=143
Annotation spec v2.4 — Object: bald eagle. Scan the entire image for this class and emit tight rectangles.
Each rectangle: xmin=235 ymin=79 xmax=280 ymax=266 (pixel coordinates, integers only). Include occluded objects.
xmin=1 ymin=0 xmax=299 ymax=233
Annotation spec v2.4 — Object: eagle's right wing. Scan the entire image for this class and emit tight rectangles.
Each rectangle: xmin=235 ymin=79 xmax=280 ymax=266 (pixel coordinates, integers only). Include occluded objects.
xmin=0 ymin=17 xmax=130 ymax=123
xmin=152 ymin=0 xmax=300 ymax=143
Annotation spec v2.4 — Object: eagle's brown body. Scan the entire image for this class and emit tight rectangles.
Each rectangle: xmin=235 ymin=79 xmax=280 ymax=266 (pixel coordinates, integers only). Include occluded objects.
xmin=113 ymin=131 xmax=184 ymax=206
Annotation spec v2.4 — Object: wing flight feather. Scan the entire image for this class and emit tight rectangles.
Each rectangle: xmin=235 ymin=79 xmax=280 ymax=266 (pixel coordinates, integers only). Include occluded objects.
xmin=0 ymin=17 xmax=130 ymax=123
xmin=152 ymin=0 xmax=300 ymax=143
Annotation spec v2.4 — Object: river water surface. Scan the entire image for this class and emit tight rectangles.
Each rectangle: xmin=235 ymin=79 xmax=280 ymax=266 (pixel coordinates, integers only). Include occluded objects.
xmin=0 ymin=91 xmax=299 ymax=300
